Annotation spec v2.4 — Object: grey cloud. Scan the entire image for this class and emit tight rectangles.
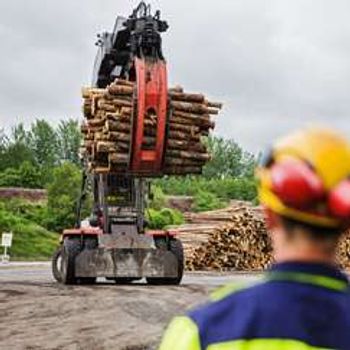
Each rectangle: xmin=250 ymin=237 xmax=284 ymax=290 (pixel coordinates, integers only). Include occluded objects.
xmin=0 ymin=0 xmax=350 ymax=152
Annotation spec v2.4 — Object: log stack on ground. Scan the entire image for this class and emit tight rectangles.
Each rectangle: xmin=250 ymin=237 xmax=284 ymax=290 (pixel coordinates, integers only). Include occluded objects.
xmin=81 ymin=79 xmax=222 ymax=175
xmin=171 ymin=201 xmax=255 ymax=257
xmin=337 ymin=229 xmax=350 ymax=270
xmin=173 ymin=201 xmax=350 ymax=271
xmin=182 ymin=203 xmax=272 ymax=271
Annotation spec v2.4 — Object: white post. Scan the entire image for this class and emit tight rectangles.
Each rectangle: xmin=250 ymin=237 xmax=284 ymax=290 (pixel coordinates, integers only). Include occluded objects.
xmin=1 ymin=232 xmax=12 ymax=264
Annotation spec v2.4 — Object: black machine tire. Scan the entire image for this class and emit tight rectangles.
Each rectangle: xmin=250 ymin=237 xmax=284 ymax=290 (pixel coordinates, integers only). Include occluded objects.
xmin=61 ymin=237 xmax=81 ymax=285
xmin=146 ymin=237 xmax=184 ymax=285
xmin=79 ymin=237 xmax=98 ymax=285
xmin=51 ymin=246 xmax=63 ymax=283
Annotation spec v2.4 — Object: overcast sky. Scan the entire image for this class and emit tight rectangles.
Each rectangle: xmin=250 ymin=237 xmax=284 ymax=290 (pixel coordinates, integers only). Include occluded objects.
xmin=0 ymin=0 xmax=350 ymax=152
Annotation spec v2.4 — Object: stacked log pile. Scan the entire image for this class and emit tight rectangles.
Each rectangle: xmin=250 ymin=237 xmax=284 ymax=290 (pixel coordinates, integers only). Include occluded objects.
xmin=170 ymin=223 xmax=221 ymax=258
xmin=174 ymin=201 xmax=350 ymax=271
xmin=172 ymin=201 xmax=257 ymax=257
xmin=337 ymin=229 xmax=350 ymax=270
xmin=81 ymin=79 xmax=222 ymax=175
xmin=183 ymin=204 xmax=272 ymax=271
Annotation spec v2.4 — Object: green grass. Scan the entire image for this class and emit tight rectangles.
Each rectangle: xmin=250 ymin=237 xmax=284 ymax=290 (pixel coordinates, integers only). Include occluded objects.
xmin=0 ymin=209 xmax=58 ymax=260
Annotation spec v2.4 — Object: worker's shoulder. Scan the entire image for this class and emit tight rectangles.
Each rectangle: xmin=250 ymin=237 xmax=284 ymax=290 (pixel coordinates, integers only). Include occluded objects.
xmin=188 ymin=276 xmax=350 ymax=329
xmin=188 ymin=279 xmax=267 ymax=324
xmin=209 ymin=278 xmax=262 ymax=302
xmin=185 ymin=281 xmax=350 ymax=350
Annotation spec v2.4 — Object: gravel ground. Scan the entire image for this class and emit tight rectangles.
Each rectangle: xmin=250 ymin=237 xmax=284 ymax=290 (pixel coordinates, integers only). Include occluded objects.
xmin=0 ymin=263 xmax=261 ymax=350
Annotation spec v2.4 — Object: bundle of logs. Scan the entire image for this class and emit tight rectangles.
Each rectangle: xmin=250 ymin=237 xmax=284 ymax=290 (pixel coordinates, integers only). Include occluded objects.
xmin=81 ymin=79 xmax=222 ymax=175
xmin=173 ymin=201 xmax=350 ymax=271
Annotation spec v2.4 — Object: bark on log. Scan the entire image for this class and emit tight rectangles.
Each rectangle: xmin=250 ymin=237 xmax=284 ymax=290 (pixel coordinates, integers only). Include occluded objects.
xmin=98 ymin=99 xmax=132 ymax=109
xmin=171 ymin=101 xmax=211 ymax=115
xmin=105 ymin=112 xmax=131 ymax=122
xmin=107 ymin=85 xmax=134 ymax=96
xmin=169 ymin=123 xmax=200 ymax=134
xmin=85 ymin=126 xmax=103 ymax=134
xmin=168 ymin=86 xmax=183 ymax=93
xmin=168 ymin=130 xmax=200 ymax=141
xmin=88 ymin=118 xmax=106 ymax=128
xmin=166 ymin=140 xmax=206 ymax=153
xmin=81 ymin=124 xmax=88 ymax=133
xmin=104 ymin=120 xmax=131 ymax=133
xmin=114 ymin=79 xmax=135 ymax=87
xmin=84 ymin=141 xmax=94 ymax=149
xmin=166 ymin=150 xmax=211 ymax=161
xmin=96 ymin=102 xmax=117 ymax=112
xmin=207 ymin=101 xmax=223 ymax=109
xmin=107 ymin=132 xmax=130 ymax=143
xmin=170 ymin=92 xmax=205 ymax=103
xmin=85 ymin=134 xmax=94 ymax=141
xmin=82 ymin=87 xmax=105 ymax=99
xmin=96 ymin=141 xmax=118 ymax=153
xmin=108 ymin=153 xmax=129 ymax=164
xmin=171 ymin=111 xmax=213 ymax=126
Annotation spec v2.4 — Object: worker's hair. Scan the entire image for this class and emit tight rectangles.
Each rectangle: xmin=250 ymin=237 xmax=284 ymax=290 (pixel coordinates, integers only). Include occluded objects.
xmin=280 ymin=215 xmax=343 ymax=241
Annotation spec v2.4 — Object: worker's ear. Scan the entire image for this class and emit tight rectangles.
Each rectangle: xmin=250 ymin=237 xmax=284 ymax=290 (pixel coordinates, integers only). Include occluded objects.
xmin=263 ymin=206 xmax=279 ymax=231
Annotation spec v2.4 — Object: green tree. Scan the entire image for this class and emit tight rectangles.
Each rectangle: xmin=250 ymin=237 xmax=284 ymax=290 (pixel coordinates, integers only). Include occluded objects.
xmin=0 ymin=162 xmax=42 ymax=188
xmin=12 ymin=123 xmax=29 ymax=144
xmin=0 ymin=142 xmax=35 ymax=171
xmin=18 ymin=162 xmax=42 ymax=188
xmin=0 ymin=129 xmax=9 ymax=149
xmin=28 ymin=119 xmax=58 ymax=168
xmin=0 ymin=125 xmax=34 ymax=171
xmin=57 ymin=119 xmax=81 ymax=165
xmin=0 ymin=168 xmax=22 ymax=187
xmin=203 ymin=136 xmax=256 ymax=179
xmin=46 ymin=162 xmax=82 ymax=232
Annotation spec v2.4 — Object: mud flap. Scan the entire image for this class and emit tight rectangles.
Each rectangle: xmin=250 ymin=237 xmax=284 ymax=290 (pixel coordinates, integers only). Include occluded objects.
xmin=75 ymin=248 xmax=178 ymax=279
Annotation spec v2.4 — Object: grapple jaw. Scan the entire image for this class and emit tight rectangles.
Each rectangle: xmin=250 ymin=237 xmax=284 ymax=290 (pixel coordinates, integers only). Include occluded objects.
xmin=130 ymin=57 xmax=168 ymax=175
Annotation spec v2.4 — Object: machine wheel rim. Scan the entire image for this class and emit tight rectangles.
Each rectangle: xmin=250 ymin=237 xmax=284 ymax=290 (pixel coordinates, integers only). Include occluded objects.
xmin=56 ymin=254 xmax=62 ymax=273
xmin=61 ymin=249 xmax=68 ymax=280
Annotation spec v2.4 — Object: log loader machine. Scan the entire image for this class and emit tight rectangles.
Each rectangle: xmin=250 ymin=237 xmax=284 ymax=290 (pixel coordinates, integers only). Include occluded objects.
xmin=53 ymin=2 xmax=185 ymax=285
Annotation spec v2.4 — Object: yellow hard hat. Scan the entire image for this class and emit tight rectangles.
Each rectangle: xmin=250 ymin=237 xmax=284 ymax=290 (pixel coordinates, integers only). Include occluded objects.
xmin=257 ymin=127 xmax=350 ymax=228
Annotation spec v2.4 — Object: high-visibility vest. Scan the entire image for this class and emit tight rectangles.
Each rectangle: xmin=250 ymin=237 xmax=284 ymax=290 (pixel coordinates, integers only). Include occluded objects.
xmin=159 ymin=262 xmax=350 ymax=350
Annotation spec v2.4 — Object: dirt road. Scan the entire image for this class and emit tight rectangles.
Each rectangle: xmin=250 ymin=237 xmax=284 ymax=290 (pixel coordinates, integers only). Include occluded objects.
xmin=0 ymin=263 xmax=261 ymax=350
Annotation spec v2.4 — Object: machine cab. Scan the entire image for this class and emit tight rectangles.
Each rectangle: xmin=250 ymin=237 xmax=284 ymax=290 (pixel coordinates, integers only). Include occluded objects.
xmin=94 ymin=174 xmax=149 ymax=235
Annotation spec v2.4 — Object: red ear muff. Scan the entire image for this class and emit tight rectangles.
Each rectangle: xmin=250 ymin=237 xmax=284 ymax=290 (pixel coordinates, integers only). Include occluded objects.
xmin=270 ymin=159 xmax=325 ymax=208
xmin=328 ymin=180 xmax=350 ymax=219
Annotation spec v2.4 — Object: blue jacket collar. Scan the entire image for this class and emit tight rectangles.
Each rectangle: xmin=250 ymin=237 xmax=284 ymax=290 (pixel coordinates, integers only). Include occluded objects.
xmin=269 ymin=261 xmax=349 ymax=285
